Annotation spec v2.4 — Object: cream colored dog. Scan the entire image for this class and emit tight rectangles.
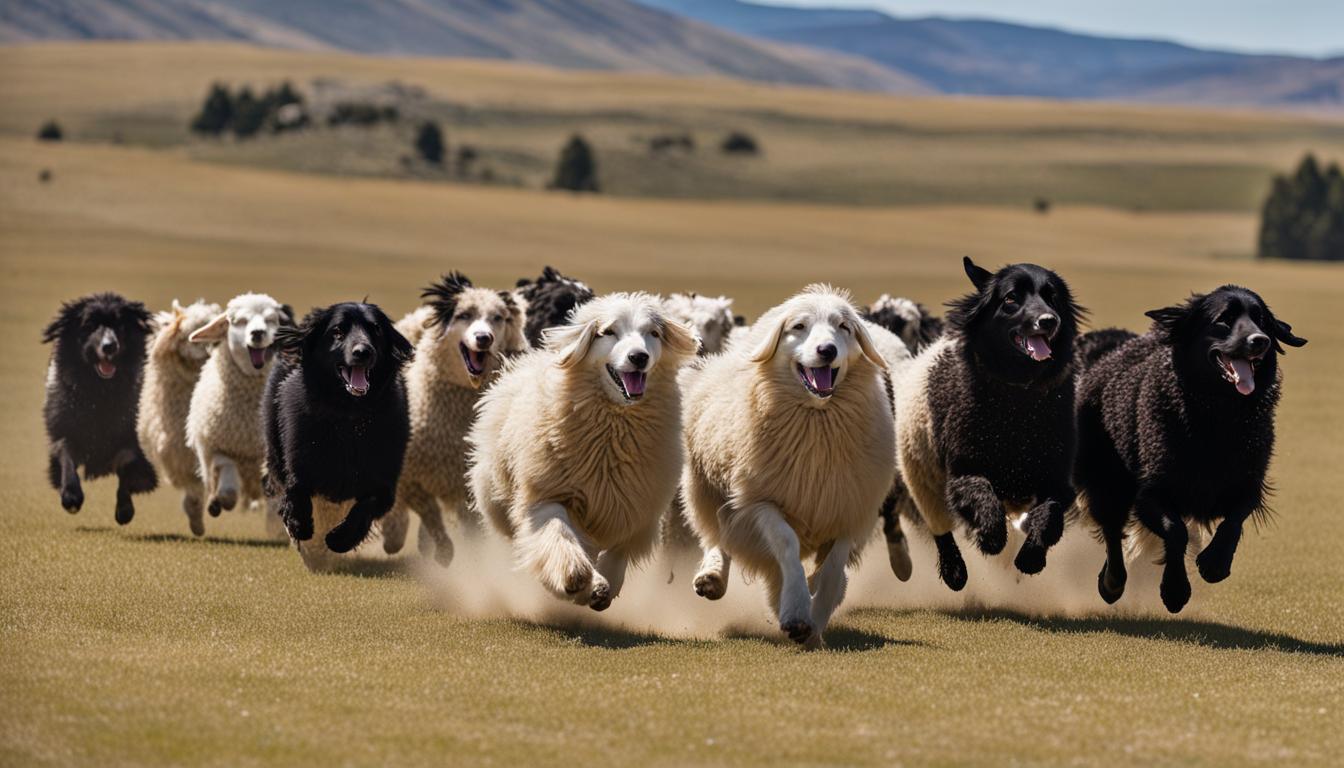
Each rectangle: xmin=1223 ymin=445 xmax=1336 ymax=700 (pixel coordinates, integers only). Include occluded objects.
xmin=680 ymin=285 xmax=895 ymax=648
xmin=467 ymin=293 xmax=697 ymax=610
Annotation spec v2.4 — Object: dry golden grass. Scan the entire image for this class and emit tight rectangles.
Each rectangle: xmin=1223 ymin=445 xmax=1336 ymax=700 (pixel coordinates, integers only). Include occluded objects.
xmin=5 ymin=43 xmax=1344 ymax=209
xmin=1 ymin=129 xmax=1342 ymax=766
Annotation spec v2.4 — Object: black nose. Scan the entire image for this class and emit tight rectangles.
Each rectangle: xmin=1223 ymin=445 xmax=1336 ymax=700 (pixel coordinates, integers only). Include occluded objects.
xmin=1246 ymin=333 xmax=1270 ymax=356
xmin=627 ymin=350 xmax=650 ymax=370
xmin=250 ymin=329 xmax=265 ymax=343
xmin=1036 ymin=314 xmax=1059 ymax=334
xmin=350 ymin=343 xmax=373 ymax=364
xmin=475 ymin=332 xmax=494 ymax=350
xmin=100 ymin=338 xmax=118 ymax=355
xmin=816 ymin=343 xmax=838 ymax=363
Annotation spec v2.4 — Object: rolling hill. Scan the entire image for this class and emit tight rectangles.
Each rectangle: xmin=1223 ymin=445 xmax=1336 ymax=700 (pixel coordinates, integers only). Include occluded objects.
xmin=0 ymin=0 xmax=927 ymax=94
xmin=640 ymin=0 xmax=1344 ymax=109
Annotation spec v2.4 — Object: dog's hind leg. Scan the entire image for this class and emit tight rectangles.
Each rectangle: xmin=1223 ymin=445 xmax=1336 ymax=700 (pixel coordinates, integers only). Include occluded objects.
xmin=1014 ymin=485 xmax=1074 ymax=575
xmin=587 ymin=548 xmax=630 ymax=612
xmin=693 ymin=547 xmax=731 ymax=600
xmin=745 ymin=502 xmax=813 ymax=645
xmin=183 ymin=493 xmax=205 ymax=537
xmin=208 ymin=455 xmax=240 ymax=515
xmin=1197 ymin=500 xmax=1255 ymax=585
xmin=878 ymin=487 xmax=913 ymax=582
xmin=1135 ymin=491 xmax=1190 ymax=614
xmin=113 ymin=448 xmax=156 ymax=525
xmin=411 ymin=494 xmax=454 ymax=567
xmin=381 ymin=504 xmax=410 ymax=555
xmin=519 ymin=502 xmax=594 ymax=600
xmin=806 ymin=537 xmax=853 ymax=650
xmin=51 ymin=440 xmax=83 ymax=513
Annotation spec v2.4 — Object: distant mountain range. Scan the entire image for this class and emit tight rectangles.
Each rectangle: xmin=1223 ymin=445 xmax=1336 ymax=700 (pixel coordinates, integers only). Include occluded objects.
xmin=640 ymin=0 xmax=1344 ymax=108
xmin=3 ymin=0 xmax=1341 ymax=109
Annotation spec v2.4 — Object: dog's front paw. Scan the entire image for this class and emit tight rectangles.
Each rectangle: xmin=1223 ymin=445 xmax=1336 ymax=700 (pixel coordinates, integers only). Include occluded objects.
xmin=1097 ymin=562 xmax=1126 ymax=605
xmin=693 ymin=570 xmax=727 ymax=600
xmin=973 ymin=516 xmax=1008 ymax=556
xmin=1013 ymin=540 xmax=1047 ymax=575
xmin=279 ymin=495 xmax=313 ymax=541
xmin=114 ymin=496 xmax=135 ymax=526
xmin=1160 ymin=570 xmax=1192 ymax=614
xmin=60 ymin=484 xmax=84 ymax=514
xmin=588 ymin=578 xmax=613 ymax=612
xmin=1196 ymin=547 xmax=1232 ymax=584
xmin=325 ymin=514 xmax=374 ymax=554
xmin=562 ymin=562 xmax=593 ymax=597
xmin=934 ymin=533 xmax=967 ymax=591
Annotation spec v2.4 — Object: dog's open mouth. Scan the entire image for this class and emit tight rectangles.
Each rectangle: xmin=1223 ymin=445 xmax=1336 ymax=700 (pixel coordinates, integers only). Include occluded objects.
xmin=459 ymin=342 xmax=487 ymax=378
xmin=94 ymin=360 xmax=117 ymax=379
xmin=1013 ymin=333 xmax=1053 ymax=362
xmin=607 ymin=365 xmax=646 ymax=401
xmin=796 ymin=363 xmax=837 ymax=398
xmin=1215 ymin=352 xmax=1258 ymax=396
xmin=247 ymin=345 xmax=268 ymax=370
xmin=339 ymin=364 xmax=371 ymax=397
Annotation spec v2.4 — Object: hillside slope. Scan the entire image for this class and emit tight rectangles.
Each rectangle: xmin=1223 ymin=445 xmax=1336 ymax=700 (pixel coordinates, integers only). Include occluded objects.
xmin=641 ymin=0 xmax=1344 ymax=109
xmin=0 ymin=0 xmax=928 ymax=93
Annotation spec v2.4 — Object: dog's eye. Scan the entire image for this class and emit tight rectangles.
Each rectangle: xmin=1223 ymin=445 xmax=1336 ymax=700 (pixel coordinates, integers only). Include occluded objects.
xmin=1002 ymin=295 xmax=1019 ymax=310
xmin=492 ymin=315 xmax=504 ymax=323
xmin=650 ymin=330 xmax=661 ymax=339
xmin=791 ymin=323 xmax=806 ymax=332
xmin=455 ymin=312 xmax=471 ymax=322
xmin=331 ymin=330 xmax=344 ymax=342
xmin=839 ymin=322 xmax=851 ymax=334
xmin=599 ymin=328 xmax=615 ymax=337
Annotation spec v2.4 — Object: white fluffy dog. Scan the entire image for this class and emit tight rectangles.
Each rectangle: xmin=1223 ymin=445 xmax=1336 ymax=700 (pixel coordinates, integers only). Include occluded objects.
xmin=664 ymin=293 xmax=736 ymax=356
xmin=467 ymin=293 xmax=698 ymax=610
xmin=186 ymin=293 xmax=289 ymax=522
xmin=680 ymin=285 xmax=895 ymax=648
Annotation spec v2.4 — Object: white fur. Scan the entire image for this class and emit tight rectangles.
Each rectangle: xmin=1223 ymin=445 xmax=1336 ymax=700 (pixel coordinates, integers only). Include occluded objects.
xmin=136 ymin=299 xmax=220 ymax=536
xmin=680 ymin=285 xmax=896 ymax=648
xmin=664 ymin=292 xmax=736 ymax=356
xmin=467 ymin=293 xmax=697 ymax=610
xmin=185 ymin=293 xmax=287 ymax=529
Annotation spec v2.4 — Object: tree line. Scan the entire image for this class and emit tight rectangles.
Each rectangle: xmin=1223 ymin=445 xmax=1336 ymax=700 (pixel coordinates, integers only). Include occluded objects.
xmin=1259 ymin=154 xmax=1344 ymax=261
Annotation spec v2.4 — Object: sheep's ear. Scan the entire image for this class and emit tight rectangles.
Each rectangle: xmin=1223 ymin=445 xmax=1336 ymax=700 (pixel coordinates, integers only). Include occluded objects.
xmin=963 ymin=256 xmax=993 ymax=293
xmin=852 ymin=317 xmax=886 ymax=368
xmin=500 ymin=292 xmax=528 ymax=353
xmin=171 ymin=299 xmax=185 ymax=315
xmin=547 ymin=320 xmax=598 ymax=369
xmin=660 ymin=318 xmax=700 ymax=358
xmin=748 ymin=314 xmax=787 ymax=364
xmin=189 ymin=312 xmax=230 ymax=343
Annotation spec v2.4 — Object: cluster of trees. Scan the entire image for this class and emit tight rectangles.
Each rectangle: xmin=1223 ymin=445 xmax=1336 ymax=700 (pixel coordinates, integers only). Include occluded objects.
xmin=327 ymin=102 xmax=399 ymax=127
xmin=1259 ymin=154 xmax=1344 ymax=261
xmin=37 ymin=121 xmax=63 ymax=141
xmin=551 ymin=135 xmax=598 ymax=192
xmin=190 ymin=82 xmax=308 ymax=138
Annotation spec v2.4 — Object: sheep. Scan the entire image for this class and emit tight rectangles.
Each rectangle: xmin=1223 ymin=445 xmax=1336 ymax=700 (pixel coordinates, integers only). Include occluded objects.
xmin=136 ymin=299 xmax=221 ymax=536
xmin=185 ymin=293 xmax=290 ymax=533
xmin=379 ymin=273 xmax=527 ymax=565
xmin=467 ymin=293 xmax=698 ymax=610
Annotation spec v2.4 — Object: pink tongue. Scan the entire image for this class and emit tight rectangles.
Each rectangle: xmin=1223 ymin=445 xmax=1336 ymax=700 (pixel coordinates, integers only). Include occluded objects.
xmin=1025 ymin=335 xmax=1052 ymax=361
xmin=349 ymin=366 xmax=369 ymax=392
xmin=620 ymin=371 xmax=646 ymax=397
xmin=1229 ymin=358 xmax=1255 ymax=396
xmin=96 ymin=361 xmax=116 ymax=377
xmin=468 ymin=349 xmax=484 ymax=370
xmin=808 ymin=366 xmax=834 ymax=391
xmin=248 ymin=347 xmax=266 ymax=369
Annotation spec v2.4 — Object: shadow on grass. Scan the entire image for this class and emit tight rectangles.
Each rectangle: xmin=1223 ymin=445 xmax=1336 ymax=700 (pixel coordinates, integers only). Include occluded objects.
xmin=511 ymin=615 xmax=919 ymax=652
xmin=937 ymin=608 xmax=1344 ymax=657
xmin=315 ymin=556 xmax=410 ymax=580
xmin=76 ymin=526 xmax=289 ymax=549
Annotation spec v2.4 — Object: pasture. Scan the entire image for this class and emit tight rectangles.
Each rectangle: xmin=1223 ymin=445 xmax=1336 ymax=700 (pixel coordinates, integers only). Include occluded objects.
xmin=2 ymin=43 xmax=1343 ymax=766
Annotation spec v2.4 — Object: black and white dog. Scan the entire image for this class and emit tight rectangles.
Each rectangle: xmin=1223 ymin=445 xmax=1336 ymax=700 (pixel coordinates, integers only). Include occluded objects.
xmin=894 ymin=257 xmax=1083 ymax=590
xmin=1076 ymin=286 xmax=1306 ymax=613
xmin=42 ymin=293 xmax=157 ymax=523
xmin=513 ymin=266 xmax=594 ymax=348
xmin=263 ymin=302 xmax=413 ymax=558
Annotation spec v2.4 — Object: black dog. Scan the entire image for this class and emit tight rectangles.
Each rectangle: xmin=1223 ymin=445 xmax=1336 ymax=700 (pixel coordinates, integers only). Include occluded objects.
xmin=916 ymin=257 xmax=1083 ymax=589
xmin=42 ymin=293 xmax=158 ymax=523
xmin=1075 ymin=286 xmax=1306 ymax=613
xmin=514 ymin=266 xmax=594 ymax=347
xmin=263 ymin=302 xmax=413 ymax=554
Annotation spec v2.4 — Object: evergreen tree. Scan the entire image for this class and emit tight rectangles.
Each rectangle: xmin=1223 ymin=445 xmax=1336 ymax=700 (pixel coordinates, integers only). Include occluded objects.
xmin=415 ymin=122 xmax=445 ymax=165
xmin=551 ymin=135 xmax=599 ymax=192
xmin=231 ymin=87 xmax=267 ymax=138
xmin=36 ymin=120 xmax=63 ymax=141
xmin=190 ymin=83 xmax=234 ymax=136
xmin=1259 ymin=154 xmax=1344 ymax=261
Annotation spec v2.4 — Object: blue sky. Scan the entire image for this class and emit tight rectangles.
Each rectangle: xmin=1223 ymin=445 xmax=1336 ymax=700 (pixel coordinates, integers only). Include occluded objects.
xmin=775 ymin=1 xmax=1344 ymax=57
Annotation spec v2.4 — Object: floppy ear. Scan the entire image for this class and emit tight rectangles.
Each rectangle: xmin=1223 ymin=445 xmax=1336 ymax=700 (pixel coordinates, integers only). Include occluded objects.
xmin=851 ymin=317 xmax=887 ymax=368
xmin=547 ymin=319 xmax=598 ymax=369
xmin=1272 ymin=319 xmax=1307 ymax=348
xmin=279 ymin=304 xmax=295 ymax=326
xmin=1144 ymin=299 xmax=1195 ymax=344
xmin=41 ymin=304 xmax=72 ymax=344
xmin=189 ymin=312 xmax=230 ymax=343
xmin=387 ymin=321 xmax=415 ymax=365
xmin=963 ymin=256 xmax=993 ymax=293
xmin=748 ymin=312 xmax=787 ymax=364
xmin=660 ymin=317 xmax=700 ymax=358
xmin=499 ymin=291 xmax=528 ymax=353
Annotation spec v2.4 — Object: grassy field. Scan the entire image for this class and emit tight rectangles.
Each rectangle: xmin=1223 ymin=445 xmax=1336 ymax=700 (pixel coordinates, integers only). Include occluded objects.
xmin=2 ymin=43 xmax=1344 ymax=767
xmin=4 ymin=43 xmax=1344 ymax=210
